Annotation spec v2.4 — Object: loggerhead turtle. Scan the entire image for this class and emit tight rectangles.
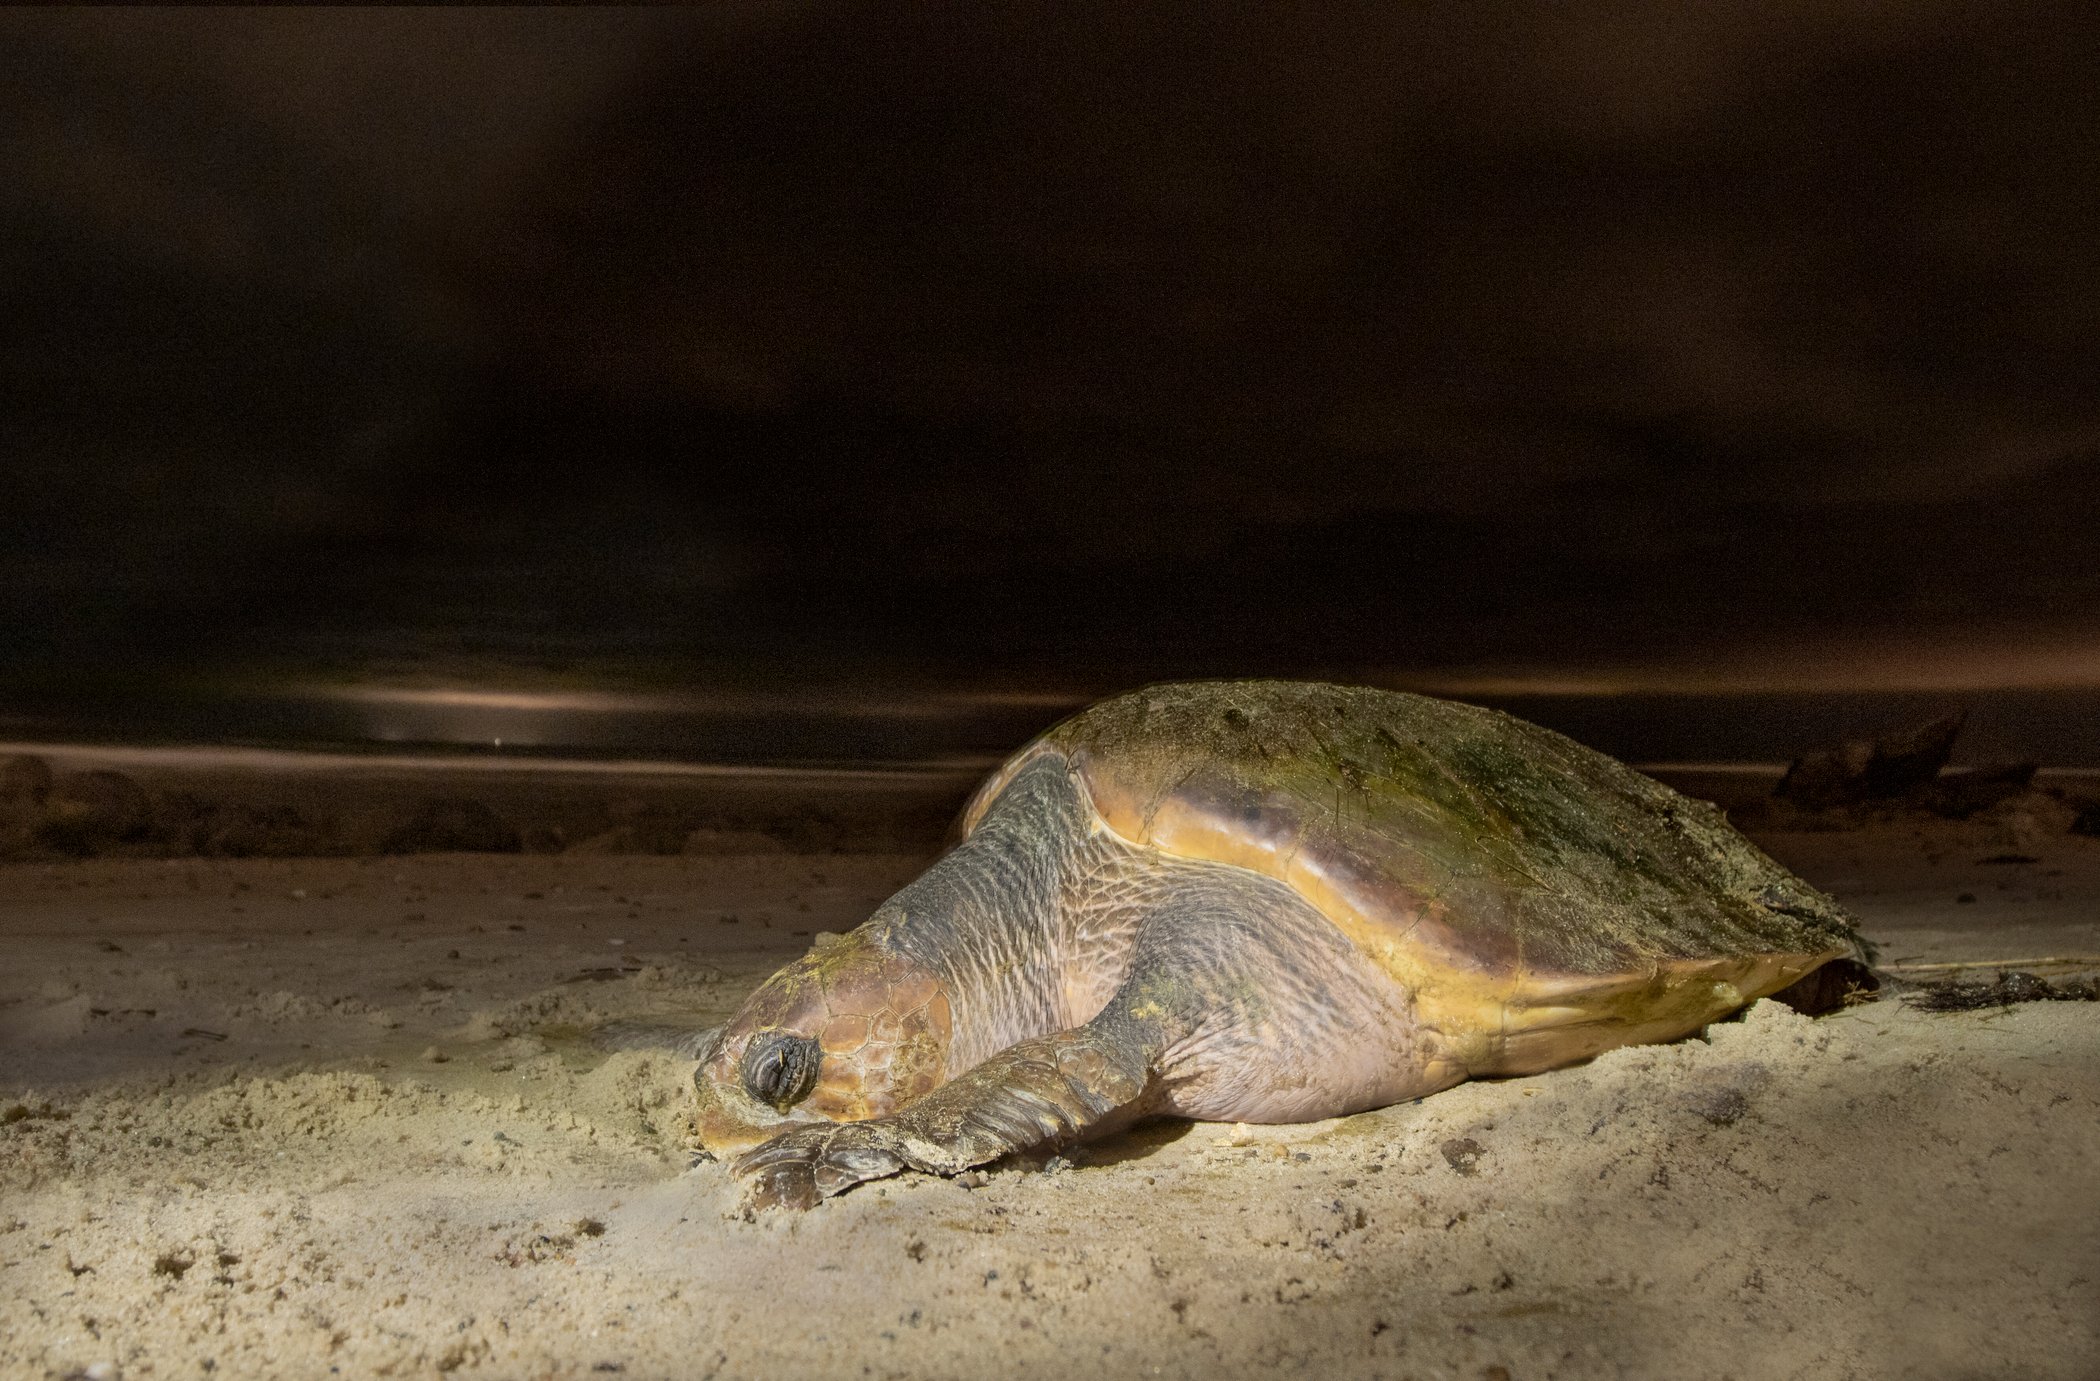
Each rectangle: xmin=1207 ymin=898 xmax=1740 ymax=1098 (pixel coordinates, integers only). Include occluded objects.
xmin=692 ymin=681 xmax=1864 ymax=1209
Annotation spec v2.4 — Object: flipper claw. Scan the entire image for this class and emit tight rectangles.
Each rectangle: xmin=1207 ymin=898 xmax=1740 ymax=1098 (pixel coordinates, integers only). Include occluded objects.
xmin=733 ymin=1123 xmax=912 ymax=1210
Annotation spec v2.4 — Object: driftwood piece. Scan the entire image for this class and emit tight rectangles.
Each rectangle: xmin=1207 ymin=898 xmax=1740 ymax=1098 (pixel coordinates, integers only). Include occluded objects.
xmin=1775 ymin=713 xmax=1965 ymax=810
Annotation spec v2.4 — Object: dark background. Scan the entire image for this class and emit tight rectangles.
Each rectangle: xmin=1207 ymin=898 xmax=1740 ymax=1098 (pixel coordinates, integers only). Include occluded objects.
xmin=6 ymin=5 xmax=2100 ymax=757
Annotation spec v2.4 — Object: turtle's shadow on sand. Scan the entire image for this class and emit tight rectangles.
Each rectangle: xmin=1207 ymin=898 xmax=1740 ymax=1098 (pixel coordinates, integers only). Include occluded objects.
xmin=1070 ymin=1116 xmax=1197 ymax=1167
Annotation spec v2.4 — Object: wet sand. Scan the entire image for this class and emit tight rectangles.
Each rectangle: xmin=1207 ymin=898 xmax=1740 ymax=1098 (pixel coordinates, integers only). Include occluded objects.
xmin=3 ymin=765 xmax=2097 ymax=1380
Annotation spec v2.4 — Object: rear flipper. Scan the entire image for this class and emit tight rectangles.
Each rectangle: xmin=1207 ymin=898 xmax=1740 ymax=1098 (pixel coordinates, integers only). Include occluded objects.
xmin=733 ymin=1019 xmax=1156 ymax=1210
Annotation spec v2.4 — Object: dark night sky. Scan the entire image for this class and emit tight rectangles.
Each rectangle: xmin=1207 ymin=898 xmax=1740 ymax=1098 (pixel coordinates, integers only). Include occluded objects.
xmin=6 ymin=4 xmax=2100 ymax=699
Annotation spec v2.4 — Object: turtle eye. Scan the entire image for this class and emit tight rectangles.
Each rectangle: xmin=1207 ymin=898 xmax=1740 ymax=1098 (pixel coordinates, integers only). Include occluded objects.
xmin=740 ymin=1030 xmax=821 ymax=1110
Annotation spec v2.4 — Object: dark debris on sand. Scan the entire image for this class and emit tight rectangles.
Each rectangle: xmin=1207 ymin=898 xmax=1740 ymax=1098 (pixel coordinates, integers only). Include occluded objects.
xmin=1903 ymin=971 xmax=2100 ymax=1012
xmin=380 ymin=796 xmax=524 ymax=855
xmin=1740 ymin=714 xmax=2100 ymax=833
xmin=1769 ymin=713 xmax=2047 ymax=818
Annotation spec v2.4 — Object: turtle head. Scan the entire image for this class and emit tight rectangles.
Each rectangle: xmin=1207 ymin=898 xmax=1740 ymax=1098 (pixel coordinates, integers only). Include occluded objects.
xmin=690 ymin=928 xmax=952 ymax=1158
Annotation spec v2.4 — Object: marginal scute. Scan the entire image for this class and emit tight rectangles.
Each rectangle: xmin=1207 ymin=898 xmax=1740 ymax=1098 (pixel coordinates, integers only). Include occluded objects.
xmin=960 ymin=681 xmax=1863 ymax=1076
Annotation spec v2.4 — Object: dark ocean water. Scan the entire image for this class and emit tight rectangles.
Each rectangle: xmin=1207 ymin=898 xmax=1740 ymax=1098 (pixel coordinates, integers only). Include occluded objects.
xmin=4 ymin=681 xmax=2098 ymax=770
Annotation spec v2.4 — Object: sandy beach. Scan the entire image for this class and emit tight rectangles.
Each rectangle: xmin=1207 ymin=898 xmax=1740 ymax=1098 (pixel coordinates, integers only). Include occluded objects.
xmin=3 ymin=752 xmax=2097 ymax=1381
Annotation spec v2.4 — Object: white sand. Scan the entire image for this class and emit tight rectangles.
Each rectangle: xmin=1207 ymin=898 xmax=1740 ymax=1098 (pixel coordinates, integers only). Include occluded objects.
xmin=4 ymin=816 xmax=2097 ymax=1379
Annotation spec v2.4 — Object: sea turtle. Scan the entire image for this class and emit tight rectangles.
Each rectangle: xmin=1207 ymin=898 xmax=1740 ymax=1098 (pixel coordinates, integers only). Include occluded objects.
xmin=692 ymin=681 xmax=1864 ymax=1209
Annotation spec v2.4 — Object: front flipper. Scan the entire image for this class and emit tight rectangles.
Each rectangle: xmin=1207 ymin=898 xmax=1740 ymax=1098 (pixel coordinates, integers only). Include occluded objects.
xmin=732 ymin=1023 xmax=1153 ymax=1210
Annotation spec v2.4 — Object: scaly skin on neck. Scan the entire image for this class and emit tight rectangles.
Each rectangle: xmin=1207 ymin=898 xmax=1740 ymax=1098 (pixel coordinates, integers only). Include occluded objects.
xmin=872 ymin=754 xmax=1127 ymax=1073
xmin=724 ymin=751 xmax=1455 ymax=1208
